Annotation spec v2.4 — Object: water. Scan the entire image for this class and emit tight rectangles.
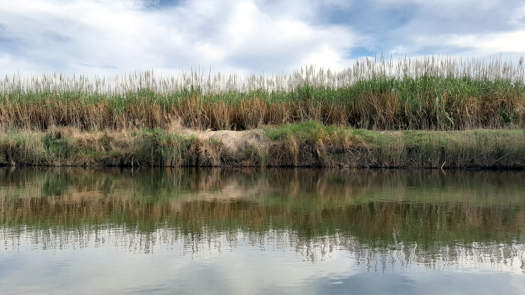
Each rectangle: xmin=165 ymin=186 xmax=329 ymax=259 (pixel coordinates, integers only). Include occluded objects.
xmin=1 ymin=168 xmax=524 ymax=294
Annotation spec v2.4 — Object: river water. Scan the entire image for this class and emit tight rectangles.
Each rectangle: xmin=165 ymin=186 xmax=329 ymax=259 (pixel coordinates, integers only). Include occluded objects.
xmin=1 ymin=168 xmax=524 ymax=294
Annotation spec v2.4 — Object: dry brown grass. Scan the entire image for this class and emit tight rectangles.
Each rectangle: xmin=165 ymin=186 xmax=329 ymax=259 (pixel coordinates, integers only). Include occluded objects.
xmin=0 ymin=94 xmax=523 ymax=131
xmin=0 ymin=122 xmax=524 ymax=168
xmin=1 ymin=74 xmax=524 ymax=131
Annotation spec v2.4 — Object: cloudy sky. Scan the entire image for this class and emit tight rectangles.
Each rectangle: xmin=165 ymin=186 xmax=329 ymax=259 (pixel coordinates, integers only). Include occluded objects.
xmin=0 ymin=0 xmax=524 ymax=74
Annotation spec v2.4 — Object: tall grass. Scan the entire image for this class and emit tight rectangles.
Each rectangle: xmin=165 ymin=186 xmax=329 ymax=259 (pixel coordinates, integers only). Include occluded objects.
xmin=3 ymin=56 xmax=524 ymax=94
xmin=1 ymin=56 xmax=524 ymax=130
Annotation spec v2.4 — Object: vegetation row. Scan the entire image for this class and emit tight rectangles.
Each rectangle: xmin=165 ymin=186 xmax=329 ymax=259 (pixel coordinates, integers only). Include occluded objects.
xmin=1 ymin=122 xmax=524 ymax=168
xmin=1 ymin=57 xmax=524 ymax=131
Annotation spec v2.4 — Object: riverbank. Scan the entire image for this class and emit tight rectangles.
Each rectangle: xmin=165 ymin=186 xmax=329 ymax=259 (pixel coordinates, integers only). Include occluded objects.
xmin=1 ymin=122 xmax=524 ymax=168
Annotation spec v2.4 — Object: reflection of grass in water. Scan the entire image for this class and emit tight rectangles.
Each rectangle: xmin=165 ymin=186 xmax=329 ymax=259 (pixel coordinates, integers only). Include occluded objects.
xmin=2 ymin=168 xmax=525 ymax=268
xmin=2 ymin=167 xmax=525 ymax=203
xmin=1 ymin=168 xmax=524 ymax=248
xmin=1 ymin=200 xmax=524 ymax=267
xmin=41 ymin=173 xmax=71 ymax=197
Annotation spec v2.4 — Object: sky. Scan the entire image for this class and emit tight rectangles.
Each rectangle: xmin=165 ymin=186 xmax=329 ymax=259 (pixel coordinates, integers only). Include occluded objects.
xmin=0 ymin=0 xmax=524 ymax=74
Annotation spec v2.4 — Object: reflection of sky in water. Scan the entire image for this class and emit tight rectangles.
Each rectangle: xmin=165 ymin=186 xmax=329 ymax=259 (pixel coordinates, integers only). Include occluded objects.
xmin=1 ymin=229 xmax=524 ymax=295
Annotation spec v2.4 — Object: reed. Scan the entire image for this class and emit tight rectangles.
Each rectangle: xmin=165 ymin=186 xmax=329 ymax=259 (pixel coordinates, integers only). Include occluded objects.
xmin=1 ymin=56 xmax=524 ymax=131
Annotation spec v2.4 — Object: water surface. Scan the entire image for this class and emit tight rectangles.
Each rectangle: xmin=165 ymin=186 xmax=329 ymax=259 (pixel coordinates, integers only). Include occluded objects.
xmin=1 ymin=168 xmax=524 ymax=294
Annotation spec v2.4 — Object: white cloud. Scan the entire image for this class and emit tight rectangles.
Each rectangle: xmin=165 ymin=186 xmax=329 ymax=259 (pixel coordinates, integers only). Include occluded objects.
xmin=407 ymin=30 xmax=525 ymax=56
xmin=365 ymin=0 xmax=525 ymax=57
xmin=448 ymin=31 xmax=525 ymax=54
xmin=0 ymin=0 xmax=523 ymax=75
xmin=0 ymin=0 xmax=358 ymax=74
xmin=511 ymin=4 xmax=525 ymax=26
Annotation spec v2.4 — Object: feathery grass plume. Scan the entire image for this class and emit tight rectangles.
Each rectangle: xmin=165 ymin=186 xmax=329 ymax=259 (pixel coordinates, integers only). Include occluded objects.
xmin=1 ymin=56 xmax=524 ymax=130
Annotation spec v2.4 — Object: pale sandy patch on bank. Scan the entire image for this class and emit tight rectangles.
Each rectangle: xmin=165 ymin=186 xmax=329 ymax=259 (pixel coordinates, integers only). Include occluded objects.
xmin=170 ymin=122 xmax=270 ymax=154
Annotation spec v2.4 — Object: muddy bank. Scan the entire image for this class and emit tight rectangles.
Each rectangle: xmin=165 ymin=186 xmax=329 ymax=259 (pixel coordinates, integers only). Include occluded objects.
xmin=1 ymin=123 xmax=524 ymax=169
